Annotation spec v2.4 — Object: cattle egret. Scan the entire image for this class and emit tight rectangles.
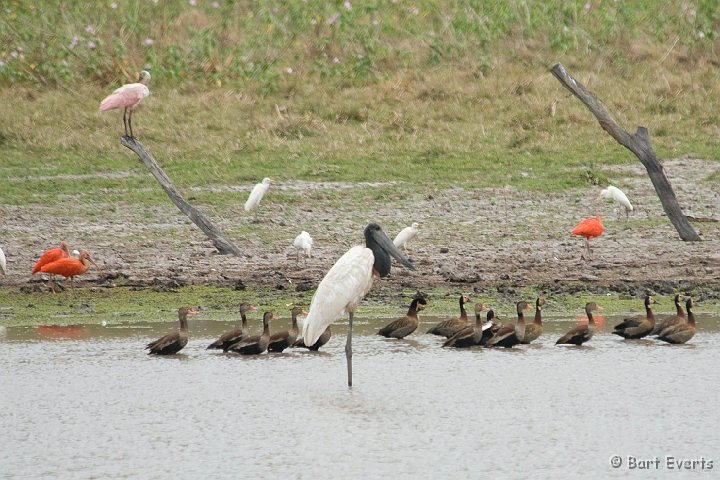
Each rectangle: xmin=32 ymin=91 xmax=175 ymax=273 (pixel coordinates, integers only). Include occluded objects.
xmin=0 ymin=246 xmax=6 ymax=275
xmin=555 ymin=302 xmax=603 ymax=346
xmin=302 ymin=223 xmax=415 ymax=386
xmin=244 ymin=177 xmax=272 ymax=220
xmin=393 ymin=222 xmax=422 ymax=251
xmin=571 ymin=216 xmax=604 ymax=261
xmin=145 ymin=307 xmax=198 ymax=355
xmin=598 ymin=185 xmax=633 ymax=220
xmin=99 ymin=70 xmax=151 ymax=138
xmin=293 ymin=231 xmax=313 ymax=265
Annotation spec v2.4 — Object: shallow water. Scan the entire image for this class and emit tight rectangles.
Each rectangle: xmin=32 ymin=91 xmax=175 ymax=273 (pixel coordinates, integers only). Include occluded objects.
xmin=1 ymin=314 xmax=719 ymax=479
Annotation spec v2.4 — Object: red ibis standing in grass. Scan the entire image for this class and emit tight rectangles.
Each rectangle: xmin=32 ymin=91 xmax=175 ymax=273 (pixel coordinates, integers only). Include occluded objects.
xmin=571 ymin=216 xmax=604 ymax=261
xmin=301 ymin=223 xmax=415 ymax=387
xmin=39 ymin=249 xmax=98 ymax=293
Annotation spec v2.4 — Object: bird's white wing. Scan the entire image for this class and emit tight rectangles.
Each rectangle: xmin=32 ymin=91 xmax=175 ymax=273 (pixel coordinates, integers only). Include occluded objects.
xmin=244 ymin=182 xmax=269 ymax=211
xmin=302 ymin=246 xmax=374 ymax=346
xmin=609 ymin=186 xmax=633 ymax=211
xmin=0 ymin=247 xmax=6 ymax=275
xmin=393 ymin=227 xmax=413 ymax=248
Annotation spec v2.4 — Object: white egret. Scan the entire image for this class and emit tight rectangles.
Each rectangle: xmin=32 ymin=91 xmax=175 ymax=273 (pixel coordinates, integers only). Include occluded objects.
xmin=0 ymin=246 xmax=6 ymax=275
xmin=293 ymin=231 xmax=314 ymax=265
xmin=244 ymin=177 xmax=272 ymax=220
xmin=301 ymin=223 xmax=415 ymax=386
xmin=393 ymin=222 xmax=422 ymax=251
xmin=598 ymin=185 xmax=633 ymax=220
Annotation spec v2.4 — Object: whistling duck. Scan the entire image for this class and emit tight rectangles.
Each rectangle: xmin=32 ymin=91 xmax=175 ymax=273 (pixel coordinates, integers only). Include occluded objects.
xmin=657 ymin=298 xmax=696 ymax=344
xmin=485 ymin=300 xmax=532 ymax=348
xmin=427 ymin=295 xmax=473 ymax=337
xmin=268 ymin=305 xmax=308 ymax=353
xmin=145 ymin=307 xmax=198 ymax=355
xmin=613 ymin=295 xmax=658 ymax=339
xmin=521 ymin=297 xmax=546 ymax=344
xmin=651 ymin=293 xmax=686 ymax=335
xmin=206 ymin=303 xmax=258 ymax=351
xmin=292 ymin=326 xmax=332 ymax=351
xmin=556 ymin=302 xmax=603 ymax=346
xmin=228 ymin=311 xmax=277 ymax=355
xmin=443 ymin=306 xmax=497 ymax=348
xmin=378 ymin=297 xmax=428 ymax=339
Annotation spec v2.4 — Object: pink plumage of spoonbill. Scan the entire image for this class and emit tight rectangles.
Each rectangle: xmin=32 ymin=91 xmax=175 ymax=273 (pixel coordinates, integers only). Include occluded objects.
xmin=99 ymin=70 xmax=151 ymax=138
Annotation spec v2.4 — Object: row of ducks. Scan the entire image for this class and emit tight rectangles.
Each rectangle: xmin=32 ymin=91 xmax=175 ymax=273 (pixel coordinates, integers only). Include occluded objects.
xmin=145 ymin=294 xmax=698 ymax=355
xmin=379 ymin=293 xmax=698 ymax=347
xmin=146 ymin=305 xmax=329 ymax=355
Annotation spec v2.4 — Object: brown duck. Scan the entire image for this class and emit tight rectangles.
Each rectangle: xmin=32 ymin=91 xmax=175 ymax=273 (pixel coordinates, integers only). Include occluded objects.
xmin=378 ymin=297 xmax=428 ymax=339
xmin=651 ymin=293 xmax=685 ymax=335
xmin=657 ymin=297 xmax=696 ymax=344
xmin=206 ymin=303 xmax=258 ymax=351
xmin=145 ymin=307 xmax=198 ymax=355
xmin=443 ymin=306 xmax=496 ymax=348
xmin=292 ymin=326 xmax=331 ymax=351
xmin=485 ymin=300 xmax=531 ymax=348
xmin=427 ymin=295 xmax=473 ymax=337
xmin=613 ymin=295 xmax=657 ymax=339
xmin=268 ymin=305 xmax=307 ymax=353
xmin=556 ymin=302 xmax=603 ymax=346
xmin=228 ymin=311 xmax=276 ymax=355
xmin=521 ymin=297 xmax=546 ymax=344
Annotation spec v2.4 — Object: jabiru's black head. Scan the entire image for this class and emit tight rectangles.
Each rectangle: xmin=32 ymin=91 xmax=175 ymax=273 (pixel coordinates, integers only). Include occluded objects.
xmin=364 ymin=223 xmax=415 ymax=277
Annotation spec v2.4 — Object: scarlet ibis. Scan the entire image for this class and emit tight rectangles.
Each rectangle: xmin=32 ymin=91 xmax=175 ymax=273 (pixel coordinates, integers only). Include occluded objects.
xmin=598 ymin=185 xmax=633 ymax=220
xmin=301 ymin=223 xmax=415 ymax=386
xmin=393 ymin=222 xmax=422 ymax=251
xmin=293 ymin=231 xmax=313 ymax=266
xmin=571 ymin=216 xmax=604 ymax=261
xmin=39 ymin=249 xmax=98 ymax=293
xmin=99 ymin=70 xmax=151 ymax=138
xmin=32 ymin=241 xmax=70 ymax=274
xmin=146 ymin=307 xmax=198 ymax=355
xmin=556 ymin=302 xmax=603 ymax=346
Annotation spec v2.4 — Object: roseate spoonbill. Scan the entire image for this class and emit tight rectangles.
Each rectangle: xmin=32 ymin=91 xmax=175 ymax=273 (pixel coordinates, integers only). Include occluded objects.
xmin=427 ymin=295 xmax=473 ymax=337
xmin=293 ymin=231 xmax=313 ymax=265
xmin=0 ymin=246 xmax=6 ymax=275
xmin=244 ymin=177 xmax=272 ymax=220
xmin=377 ymin=296 xmax=427 ymax=339
xmin=301 ymin=223 xmax=415 ymax=386
xmin=571 ymin=216 xmax=604 ymax=261
xmin=598 ymin=185 xmax=633 ymax=220
xmin=656 ymin=298 xmax=696 ymax=344
xmin=555 ymin=302 xmax=603 ymax=346
xmin=228 ymin=311 xmax=277 ymax=355
xmin=393 ymin=222 xmax=422 ymax=251
xmin=651 ymin=293 xmax=685 ymax=335
xmin=268 ymin=305 xmax=307 ymax=353
xmin=39 ymin=249 xmax=98 ymax=293
xmin=443 ymin=306 xmax=497 ymax=348
xmin=521 ymin=297 xmax=546 ymax=344
xmin=145 ymin=307 xmax=198 ymax=355
xmin=612 ymin=295 xmax=658 ymax=339
xmin=292 ymin=326 xmax=331 ymax=351
xmin=485 ymin=300 xmax=532 ymax=348
xmin=206 ymin=303 xmax=257 ymax=351
xmin=99 ymin=70 xmax=151 ymax=138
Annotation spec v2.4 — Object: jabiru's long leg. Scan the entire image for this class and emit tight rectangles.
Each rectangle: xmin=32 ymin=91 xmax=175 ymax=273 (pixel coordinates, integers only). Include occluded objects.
xmin=346 ymin=311 xmax=353 ymax=387
xmin=122 ymin=107 xmax=128 ymax=137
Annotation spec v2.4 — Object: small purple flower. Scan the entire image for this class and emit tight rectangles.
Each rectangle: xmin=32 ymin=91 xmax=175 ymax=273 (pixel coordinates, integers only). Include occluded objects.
xmin=40 ymin=42 xmax=46 ymax=49
xmin=10 ymin=51 xmax=18 ymax=58
xmin=17 ymin=46 xmax=23 ymax=51
xmin=143 ymin=38 xmax=155 ymax=46
xmin=86 ymin=25 xmax=95 ymax=34
xmin=411 ymin=6 xmax=419 ymax=15
xmin=286 ymin=67 xmax=293 ymax=74
xmin=111 ymin=2 xmax=118 ymax=8
xmin=212 ymin=1 xmax=220 ymax=7
xmin=325 ymin=12 xmax=340 ymax=25
xmin=87 ymin=41 xmax=96 ymax=49
xmin=343 ymin=1 xmax=352 ymax=10
xmin=310 ymin=18 xmax=317 ymax=25
xmin=69 ymin=36 xmax=79 ymax=49
xmin=189 ymin=0 xmax=196 ymax=5
xmin=0 ymin=59 xmax=5 ymax=67
xmin=333 ymin=57 xmax=340 ymax=64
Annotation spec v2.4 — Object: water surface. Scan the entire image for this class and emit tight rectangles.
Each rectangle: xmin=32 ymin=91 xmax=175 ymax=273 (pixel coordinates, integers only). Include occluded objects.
xmin=2 ymin=314 xmax=718 ymax=479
